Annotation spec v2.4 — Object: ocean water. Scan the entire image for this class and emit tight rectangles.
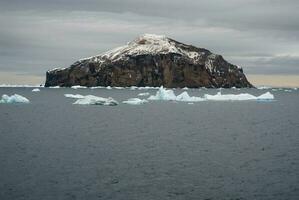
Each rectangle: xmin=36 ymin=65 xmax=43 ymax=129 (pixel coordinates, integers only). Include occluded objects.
xmin=0 ymin=87 xmax=298 ymax=200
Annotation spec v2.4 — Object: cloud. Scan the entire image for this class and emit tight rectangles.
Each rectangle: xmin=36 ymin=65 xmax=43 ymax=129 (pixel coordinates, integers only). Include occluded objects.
xmin=0 ymin=0 xmax=299 ymax=78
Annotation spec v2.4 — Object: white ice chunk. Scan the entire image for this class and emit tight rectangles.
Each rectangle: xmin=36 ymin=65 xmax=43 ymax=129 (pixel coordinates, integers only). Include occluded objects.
xmin=71 ymin=85 xmax=87 ymax=89
xmin=122 ymin=98 xmax=148 ymax=105
xmin=257 ymin=86 xmax=272 ymax=90
xmin=114 ymin=87 xmax=124 ymax=90
xmin=130 ymin=86 xmax=138 ymax=90
xmin=32 ymin=88 xmax=40 ymax=92
xmin=64 ymin=94 xmax=85 ymax=99
xmin=138 ymin=92 xmax=150 ymax=96
xmin=90 ymin=86 xmax=105 ymax=89
xmin=256 ymin=92 xmax=274 ymax=100
xmin=176 ymin=91 xmax=204 ymax=102
xmin=205 ymin=91 xmax=274 ymax=101
xmin=69 ymin=95 xmax=118 ymax=106
xmin=204 ymin=92 xmax=257 ymax=101
xmin=148 ymin=87 xmax=203 ymax=102
xmin=148 ymin=86 xmax=177 ymax=101
xmin=148 ymin=86 xmax=274 ymax=102
xmin=0 ymin=94 xmax=30 ymax=104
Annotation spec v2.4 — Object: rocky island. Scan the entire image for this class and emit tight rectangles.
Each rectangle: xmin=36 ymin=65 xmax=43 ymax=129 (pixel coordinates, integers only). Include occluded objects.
xmin=45 ymin=34 xmax=253 ymax=88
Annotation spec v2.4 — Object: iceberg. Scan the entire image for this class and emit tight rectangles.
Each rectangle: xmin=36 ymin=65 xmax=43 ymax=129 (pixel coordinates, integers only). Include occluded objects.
xmin=147 ymin=86 xmax=274 ymax=102
xmin=148 ymin=87 xmax=177 ymax=101
xmin=32 ymin=88 xmax=40 ymax=92
xmin=122 ymin=98 xmax=148 ymax=105
xmin=204 ymin=92 xmax=257 ymax=101
xmin=176 ymin=91 xmax=204 ymax=102
xmin=256 ymin=92 xmax=274 ymax=100
xmin=0 ymin=94 xmax=30 ymax=104
xmin=65 ymin=94 xmax=118 ymax=106
xmin=148 ymin=87 xmax=203 ymax=102
xmin=138 ymin=92 xmax=150 ymax=96
xmin=205 ymin=91 xmax=274 ymax=101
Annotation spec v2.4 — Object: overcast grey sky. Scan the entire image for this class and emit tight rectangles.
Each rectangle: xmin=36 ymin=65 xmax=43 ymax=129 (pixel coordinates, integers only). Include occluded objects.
xmin=1 ymin=0 xmax=299 ymax=79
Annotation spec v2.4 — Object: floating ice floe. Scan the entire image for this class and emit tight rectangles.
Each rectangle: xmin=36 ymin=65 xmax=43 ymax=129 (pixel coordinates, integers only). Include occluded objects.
xmin=257 ymin=86 xmax=272 ymax=90
xmin=114 ymin=87 xmax=124 ymax=90
xmin=32 ymin=88 xmax=40 ymax=92
xmin=130 ymin=86 xmax=138 ymax=90
xmin=49 ymin=86 xmax=61 ymax=88
xmin=137 ymin=86 xmax=160 ymax=90
xmin=138 ymin=92 xmax=150 ymax=96
xmin=64 ymin=94 xmax=85 ymax=99
xmin=147 ymin=87 xmax=274 ymax=102
xmin=204 ymin=91 xmax=274 ymax=101
xmin=71 ymin=85 xmax=87 ymax=89
xmin=90 ymin=86 xmax=105 ymax=89
xmin=64 ymin=94 xmax=118 ymax=106
xmin=122 ymin=98 xmax=148 ymax=105
xmin=0 ymin=94 xmax=30 ymax=104
xmin=148 ymin=87 xmax=204 ymax=102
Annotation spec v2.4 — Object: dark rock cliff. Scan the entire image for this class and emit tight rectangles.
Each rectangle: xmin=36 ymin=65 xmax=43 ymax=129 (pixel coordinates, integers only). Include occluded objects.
xmin=45 ymin=34 xmax=253 ymax=88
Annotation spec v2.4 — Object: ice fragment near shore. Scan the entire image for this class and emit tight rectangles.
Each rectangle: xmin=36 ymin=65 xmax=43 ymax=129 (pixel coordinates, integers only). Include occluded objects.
xmin=65 ymin=94 xmax=118 ymax=106
xmin=148 ymin=87 xmax=274 ymax=102
xmin=0 ymin=94 xmax=30 ymax=104
xmin=122 ymin=98 xmax=148 ymax=105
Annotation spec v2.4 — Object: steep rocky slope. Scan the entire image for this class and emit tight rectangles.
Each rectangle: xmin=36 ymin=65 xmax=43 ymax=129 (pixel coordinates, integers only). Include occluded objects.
xmin=45 ymin=34 xmax=253 ymax=88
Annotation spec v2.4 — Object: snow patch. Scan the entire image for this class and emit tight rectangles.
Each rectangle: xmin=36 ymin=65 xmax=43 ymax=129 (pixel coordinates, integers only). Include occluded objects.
xmin=0 ymin=94 xmax=30 ymax=104
xmin=78 ymin=34 xmax=206 ymax=64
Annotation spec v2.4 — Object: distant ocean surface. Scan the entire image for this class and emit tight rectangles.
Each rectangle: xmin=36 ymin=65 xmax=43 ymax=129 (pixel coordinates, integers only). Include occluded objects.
xmin=1 ymin=87 xmax=299 ymax=200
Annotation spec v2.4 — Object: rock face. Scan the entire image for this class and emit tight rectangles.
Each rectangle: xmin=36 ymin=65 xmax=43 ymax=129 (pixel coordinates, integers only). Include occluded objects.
xmin=45 ymin=34 xmax=253 ymax=88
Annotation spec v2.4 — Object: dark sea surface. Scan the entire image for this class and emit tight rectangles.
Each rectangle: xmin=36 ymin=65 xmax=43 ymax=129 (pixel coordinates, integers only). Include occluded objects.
xmin=0 ymin=87 xmax=299 ymax=200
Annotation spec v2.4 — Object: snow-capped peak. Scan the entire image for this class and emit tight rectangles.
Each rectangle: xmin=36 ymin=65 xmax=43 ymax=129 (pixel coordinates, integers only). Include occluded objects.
xmin=131 ymin=33 xmax=168 ymax=45
xmin=79 ymin=34 xmax=205 ymax=63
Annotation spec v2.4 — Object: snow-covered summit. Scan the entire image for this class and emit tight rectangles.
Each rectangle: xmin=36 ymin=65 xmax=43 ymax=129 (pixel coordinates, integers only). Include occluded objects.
xmin=78 ymin=34 xmax=209 ymax=64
